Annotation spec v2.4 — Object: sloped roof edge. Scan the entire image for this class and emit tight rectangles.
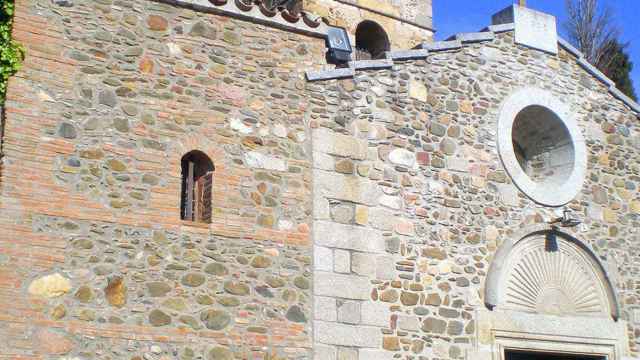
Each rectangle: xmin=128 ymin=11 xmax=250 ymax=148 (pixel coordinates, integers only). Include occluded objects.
xmin=306 ymin=25 xmax=640 ymax=117
xmin=154 ymin=0 xmax=328 ymax=38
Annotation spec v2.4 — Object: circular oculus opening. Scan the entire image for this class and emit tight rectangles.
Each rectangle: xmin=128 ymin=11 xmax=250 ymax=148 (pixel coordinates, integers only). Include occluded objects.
xmin=497 ymin=88 xmax=587 ymax=206
xmin=511 ymin=105 xmax=575 ymax=188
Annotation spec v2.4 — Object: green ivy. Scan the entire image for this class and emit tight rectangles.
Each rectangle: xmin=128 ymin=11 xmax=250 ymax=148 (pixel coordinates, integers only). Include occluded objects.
xmin=0 ymin=0 xmax=24 ymax=104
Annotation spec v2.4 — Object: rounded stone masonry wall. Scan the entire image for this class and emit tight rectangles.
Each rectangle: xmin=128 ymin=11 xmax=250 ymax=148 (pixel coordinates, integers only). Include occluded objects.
xmin=498 ymin=88 xmax=587 ymax=207
xmin=0 ymin=0 xmax=325 ymax=358
xmin=307 ymin=29 xmax=640 ymax=359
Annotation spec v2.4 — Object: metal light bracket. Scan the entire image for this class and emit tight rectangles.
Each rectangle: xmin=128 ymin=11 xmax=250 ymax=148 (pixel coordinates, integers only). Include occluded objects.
xmin=326 ymin=26 xmax=352 ymax=64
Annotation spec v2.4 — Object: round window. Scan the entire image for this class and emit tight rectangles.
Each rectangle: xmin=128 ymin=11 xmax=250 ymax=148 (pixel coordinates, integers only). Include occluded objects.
xmin=511 ymin=106 xmax=575 ymax=187
xmin=498 ymin=88 xmax=587 ymax=206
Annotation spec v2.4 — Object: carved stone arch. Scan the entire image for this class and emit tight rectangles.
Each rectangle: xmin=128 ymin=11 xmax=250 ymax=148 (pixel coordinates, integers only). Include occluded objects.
xmin=485 ymin=224 xmax=620 ymax=321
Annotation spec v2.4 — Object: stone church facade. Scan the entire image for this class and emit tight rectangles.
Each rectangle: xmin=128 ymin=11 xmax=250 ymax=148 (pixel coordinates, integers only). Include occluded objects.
xmin=1 ymin=0 xmax=640 ymax=359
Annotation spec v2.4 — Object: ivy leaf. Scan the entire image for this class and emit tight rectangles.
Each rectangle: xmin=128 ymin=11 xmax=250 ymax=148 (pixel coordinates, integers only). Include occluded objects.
xmin=0 ymin=0 xmax=23 ymax=103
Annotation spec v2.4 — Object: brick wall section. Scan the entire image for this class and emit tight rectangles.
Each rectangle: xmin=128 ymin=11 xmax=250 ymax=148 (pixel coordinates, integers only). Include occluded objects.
xmin=3 ymin=0 xmax=640 ymax=359
xmin=308 ymin=31 xmax=640 ymax=359
xmin=0 ymin=0 xmax=324 ymax=358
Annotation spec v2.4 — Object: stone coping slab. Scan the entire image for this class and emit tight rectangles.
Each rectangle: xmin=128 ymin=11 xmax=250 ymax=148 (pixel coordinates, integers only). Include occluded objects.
xmin=485 ymin=23 xmax=516 ymax=33
xmin=448 ymin=31 xmax=495 ymax=43
xmin=385 ymin=49 xmax=429 ymax=61
xmin=306 ymin=67 xmax=356 ymax=81
xmin=578 ymin=58 xmax=615 ymax=87
xmin=350 ymin=59 xmax=394 ymax=70
xmin=420 ymin=40 xmax=463 ymax=52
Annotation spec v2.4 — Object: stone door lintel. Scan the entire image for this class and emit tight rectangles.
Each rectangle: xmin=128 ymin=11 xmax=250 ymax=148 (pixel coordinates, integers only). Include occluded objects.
xmin=467 ymin=309 xmax=630 ymax=360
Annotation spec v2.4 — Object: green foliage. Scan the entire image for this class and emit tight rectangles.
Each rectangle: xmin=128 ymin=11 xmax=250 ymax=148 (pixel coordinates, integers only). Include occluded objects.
xmin=563 ymin=0 xmax=636 ymax=102
xmin=602 ymin=40 xmax=637 ymax=101
xmin=0 ymin=0 xmax=24 ymax=104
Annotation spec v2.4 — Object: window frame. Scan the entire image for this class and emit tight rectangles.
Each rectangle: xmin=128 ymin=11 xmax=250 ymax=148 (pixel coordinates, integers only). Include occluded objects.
xmin=180 ymin=151 xmax=214 ymax=224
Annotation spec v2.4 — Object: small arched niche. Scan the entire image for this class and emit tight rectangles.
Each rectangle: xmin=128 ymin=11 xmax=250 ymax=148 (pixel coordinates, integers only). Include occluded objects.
xmin=485 ymin=226 xmax=619 ymax=320
xmin=181 ymin=150 xmax=214 ymax=223
xmin=355 ymin=20 xmax=390 ymax=60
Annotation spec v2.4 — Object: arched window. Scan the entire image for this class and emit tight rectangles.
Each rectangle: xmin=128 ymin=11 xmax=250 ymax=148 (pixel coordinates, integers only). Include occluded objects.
xmin=355 ymin=20 xmax=390 ymax=60
xmin=180 ymin=150 xmax=214 ymax=223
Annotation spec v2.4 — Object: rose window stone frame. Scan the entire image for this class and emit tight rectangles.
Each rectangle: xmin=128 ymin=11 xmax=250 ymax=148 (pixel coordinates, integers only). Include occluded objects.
xmin=497 ymin=87 xmax=588 ymax=206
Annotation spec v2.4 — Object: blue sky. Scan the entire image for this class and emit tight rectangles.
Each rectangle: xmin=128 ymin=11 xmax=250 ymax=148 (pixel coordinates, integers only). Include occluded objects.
xmin=435 ymin=1 xmax=640 ymax=95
